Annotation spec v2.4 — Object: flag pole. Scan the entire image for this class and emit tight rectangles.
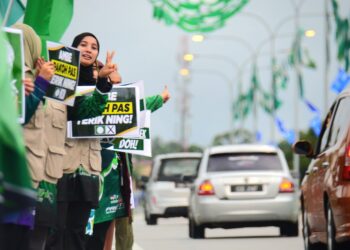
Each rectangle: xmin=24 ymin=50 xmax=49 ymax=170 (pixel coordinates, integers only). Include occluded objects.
xmin=2 ymin=0 xmax=14 ymax=27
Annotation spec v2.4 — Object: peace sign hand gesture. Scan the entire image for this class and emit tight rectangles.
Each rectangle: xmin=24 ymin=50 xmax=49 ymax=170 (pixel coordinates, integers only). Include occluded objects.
xmin=98 ymin=51 xmax=116 ymax=78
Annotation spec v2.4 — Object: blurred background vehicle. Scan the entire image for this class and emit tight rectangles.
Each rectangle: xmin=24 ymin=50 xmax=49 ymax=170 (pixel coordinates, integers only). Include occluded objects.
xmin=188 ymin=144 xmax=299 ymax=239
xmin=294 ymin=87 xmax=350 ymax=250
xmin=141 ymin=152 xmax=202 ymax=225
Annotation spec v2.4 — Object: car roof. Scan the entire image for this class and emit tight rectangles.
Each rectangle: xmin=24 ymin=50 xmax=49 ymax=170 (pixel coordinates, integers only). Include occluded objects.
xmin=154 ymin=152 xmax=202 ymax=160
xmin=207 ymin=144 xmax=280 ymax=155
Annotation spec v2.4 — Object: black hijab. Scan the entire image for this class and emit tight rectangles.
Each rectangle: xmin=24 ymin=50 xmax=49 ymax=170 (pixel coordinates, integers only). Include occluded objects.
xmin=72 ymin=32 xmax=100 ymax=86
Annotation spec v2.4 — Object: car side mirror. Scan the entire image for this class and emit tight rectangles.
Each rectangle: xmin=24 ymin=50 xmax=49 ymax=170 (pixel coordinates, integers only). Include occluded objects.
xmin=293 ymin=140 xmax=314 ymax=158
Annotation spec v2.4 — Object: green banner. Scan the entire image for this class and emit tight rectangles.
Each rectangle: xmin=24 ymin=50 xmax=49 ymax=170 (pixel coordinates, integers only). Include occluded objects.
xmin=108 ymin=111 xmax=152 ymax=157
xmin=3 ymin=27 xmax=25 ymax=124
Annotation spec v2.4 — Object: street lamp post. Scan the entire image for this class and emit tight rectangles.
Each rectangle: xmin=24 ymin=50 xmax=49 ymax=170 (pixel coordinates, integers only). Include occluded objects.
xmin=179 ymin=67 xmax=235 ymax=144
xmin=184 ymin=53 xmax=239 ymax=137
xmin=183 ymin=53 xmax=237 ymax=143
xmin=190 ymin=35 xmax=255 ymax=141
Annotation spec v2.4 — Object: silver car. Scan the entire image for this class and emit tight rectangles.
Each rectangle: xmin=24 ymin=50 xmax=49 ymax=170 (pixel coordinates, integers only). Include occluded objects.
xmin=188 ymin=144 xmax=299 ymax=238
xmin=142 ymin=152 xmax=202 ymax=225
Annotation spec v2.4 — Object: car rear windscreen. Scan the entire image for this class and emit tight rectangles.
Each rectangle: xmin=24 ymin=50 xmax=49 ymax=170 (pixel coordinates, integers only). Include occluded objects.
xmin=207 ymin=152 xmax=283 ymax=172
xmin=158 ymin=158 xmax=201 ymax=181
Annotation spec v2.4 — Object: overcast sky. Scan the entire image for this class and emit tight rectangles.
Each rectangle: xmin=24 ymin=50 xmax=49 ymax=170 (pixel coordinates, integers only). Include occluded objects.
xmin=60 ymin=0 xmax=350 ymax=148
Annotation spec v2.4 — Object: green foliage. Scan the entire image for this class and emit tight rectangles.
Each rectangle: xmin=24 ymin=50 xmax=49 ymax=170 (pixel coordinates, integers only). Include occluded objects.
xmin=332 ymin=0 xmax=350 ymax=71
xmin=151 ymin=137 xmax=203 ymax=156
xmin=212 ymin=128 xmax=254 ymax=145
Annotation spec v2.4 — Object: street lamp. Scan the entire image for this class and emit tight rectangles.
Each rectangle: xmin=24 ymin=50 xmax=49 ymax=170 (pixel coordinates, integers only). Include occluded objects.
xmin=179 ymin=67 xmax=235 ymax=143
xmin=183 ymin=53 xmax=239 ymax=143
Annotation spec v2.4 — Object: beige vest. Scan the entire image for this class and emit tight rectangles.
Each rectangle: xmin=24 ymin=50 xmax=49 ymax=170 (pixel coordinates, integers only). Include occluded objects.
xmin=62 ymin=138 xmax=101 ymax=175
xmin=23 ymin=100 xmax=67 ymax=187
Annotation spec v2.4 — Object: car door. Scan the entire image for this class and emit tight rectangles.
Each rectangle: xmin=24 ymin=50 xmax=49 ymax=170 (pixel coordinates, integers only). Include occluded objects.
xmin=321 ymin=97 xmax=350 ymax=226
xmin=306 ymin=103 xmax=336 ymax=233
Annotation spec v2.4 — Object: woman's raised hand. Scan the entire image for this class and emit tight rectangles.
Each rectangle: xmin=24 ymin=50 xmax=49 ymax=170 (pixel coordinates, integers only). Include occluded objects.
xmin=98 ymin=51 xmax=116 ymax=78
xmin=161 ymin=85 xmax=170 ymax=103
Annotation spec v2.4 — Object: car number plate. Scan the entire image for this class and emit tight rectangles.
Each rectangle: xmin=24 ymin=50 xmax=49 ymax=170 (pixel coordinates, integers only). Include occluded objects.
xmin=231 ymin=185 xmax=262 ymax=192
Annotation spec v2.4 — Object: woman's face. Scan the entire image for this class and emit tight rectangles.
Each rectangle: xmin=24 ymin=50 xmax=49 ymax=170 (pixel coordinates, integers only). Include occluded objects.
xmin=77 ymin=36 xmax=98 ymax=66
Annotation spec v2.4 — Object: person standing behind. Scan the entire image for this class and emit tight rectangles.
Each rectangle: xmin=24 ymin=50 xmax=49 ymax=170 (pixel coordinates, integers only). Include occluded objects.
xmin=85 ymin=87 xmax=170 ymax=250
xmin=112 ymin=89 xmax=170 ymax=250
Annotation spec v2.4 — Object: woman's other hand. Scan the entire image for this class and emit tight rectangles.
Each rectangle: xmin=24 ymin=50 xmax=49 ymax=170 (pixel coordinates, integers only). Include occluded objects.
xmin=23 ymin=78 xmax=35 ymax=96
xmin=38 ymin=61 xmax=55 ymax=81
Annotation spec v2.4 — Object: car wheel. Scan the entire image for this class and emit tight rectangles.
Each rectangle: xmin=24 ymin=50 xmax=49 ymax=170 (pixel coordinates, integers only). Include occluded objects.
xmin=280 ymin=221 xmax=299 ymax=237
xmin=144 ymin=204 xmax=158 ymax=225
xmin=147 ymin=214 xmax=158 ymax=225
xmin=327 ymin=202 xmax=337 ymax=250
xmin=303 ymin=206 xmax=325 ymax=250
xmin=189 ymin=218 xmax=204 ymax=239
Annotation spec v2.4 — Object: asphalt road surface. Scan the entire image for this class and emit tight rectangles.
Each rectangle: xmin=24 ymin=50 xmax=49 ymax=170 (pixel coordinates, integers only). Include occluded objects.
xmin=132 ymin=212 xmax=304 ymax=250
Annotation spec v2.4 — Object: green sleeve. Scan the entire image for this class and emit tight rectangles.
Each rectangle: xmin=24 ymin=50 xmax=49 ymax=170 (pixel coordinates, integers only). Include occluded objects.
xmin=68 ymin=90 xmax=108 ymax=120
xmin=145 ymin=95 xmax=163 ymax=113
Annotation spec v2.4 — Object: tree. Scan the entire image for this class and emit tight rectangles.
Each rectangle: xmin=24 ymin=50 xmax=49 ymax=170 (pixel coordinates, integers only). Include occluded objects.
xmin=212 ymin=128 xmax=254 ymax=145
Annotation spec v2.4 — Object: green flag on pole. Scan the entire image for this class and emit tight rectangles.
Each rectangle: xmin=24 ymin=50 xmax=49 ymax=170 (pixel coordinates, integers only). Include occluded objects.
xmin=0 ymin=0 xmax=25 ymax=26
xmin=0 ymin=26 xmax=36 ymax=215
xmin=23 ymin=0 xmax=73 ymax=42
xmin=150 ymin=0 xmax=249 ymax=32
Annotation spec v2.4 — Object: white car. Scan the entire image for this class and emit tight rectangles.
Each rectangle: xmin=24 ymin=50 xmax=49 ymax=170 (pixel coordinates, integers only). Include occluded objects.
xmin=188 ymin=144 xmax=299 ymax=238
xmin=142 ymin=152 xmax=202 ymax=225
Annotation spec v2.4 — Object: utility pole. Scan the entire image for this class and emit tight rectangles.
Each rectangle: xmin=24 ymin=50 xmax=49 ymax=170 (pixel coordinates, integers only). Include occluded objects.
xmin=324 ymin=0 xmax=330 ymax=114
xmin=178 ymin=36 xmax=190 ymax=152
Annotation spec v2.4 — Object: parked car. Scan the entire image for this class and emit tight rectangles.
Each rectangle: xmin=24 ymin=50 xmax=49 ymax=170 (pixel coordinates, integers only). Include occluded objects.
xmin=188 ymin=144 xmax=299 ymax=239
xmin=142 ymin=152 xmax=202 ymax=225
xmin=293 ymin=88 xmax=350 ymax=250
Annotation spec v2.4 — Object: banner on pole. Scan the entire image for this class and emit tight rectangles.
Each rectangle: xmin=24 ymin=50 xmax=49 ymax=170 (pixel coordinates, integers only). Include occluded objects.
xmin=3 ymin=27 xmax=25 ymax=124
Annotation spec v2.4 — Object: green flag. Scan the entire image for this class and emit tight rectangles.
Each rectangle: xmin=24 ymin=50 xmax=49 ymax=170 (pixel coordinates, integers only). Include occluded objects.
xmin=0 ymin=26 xmax=36 ymax=215
xmin=0 ymin=0 xmax=25 ymax=26
xmin=23 ymin=0 xmax=73 ymax=42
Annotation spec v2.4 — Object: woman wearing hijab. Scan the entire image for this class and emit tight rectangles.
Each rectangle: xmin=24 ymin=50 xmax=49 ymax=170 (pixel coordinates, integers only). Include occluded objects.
xmin=46 ymin=32 xmax=118 ymax=250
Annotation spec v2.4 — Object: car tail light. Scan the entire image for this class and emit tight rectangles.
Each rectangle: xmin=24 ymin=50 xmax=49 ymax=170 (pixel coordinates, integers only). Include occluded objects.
xmin=279 ymin=178 xmax=295 ymax=193
xmin=343 ymin=145 xmax=350 ymax=180
xmin=198 ymin=180 xmax=215 ymax=196
xmin=151 ymin=196 xmax=157 ymax=205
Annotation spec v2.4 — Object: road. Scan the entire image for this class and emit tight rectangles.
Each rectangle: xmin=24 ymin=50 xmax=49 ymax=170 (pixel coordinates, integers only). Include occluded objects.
xmin=132 ymin=212 xmax=304 ymax=250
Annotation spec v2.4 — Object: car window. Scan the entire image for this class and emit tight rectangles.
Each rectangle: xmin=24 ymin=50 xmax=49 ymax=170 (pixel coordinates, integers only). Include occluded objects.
xmin=319 ymin=117 xmax=332 ymax=153
xmin=207 ymin=153 xmax=283 ymax=172
xmin=327 ymin=97 xmax=350 ymax=147
xmin=315 ymin=102 xmax=336 ymax=154
xmin=157 ymin=158 xmax=201 ymax=181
